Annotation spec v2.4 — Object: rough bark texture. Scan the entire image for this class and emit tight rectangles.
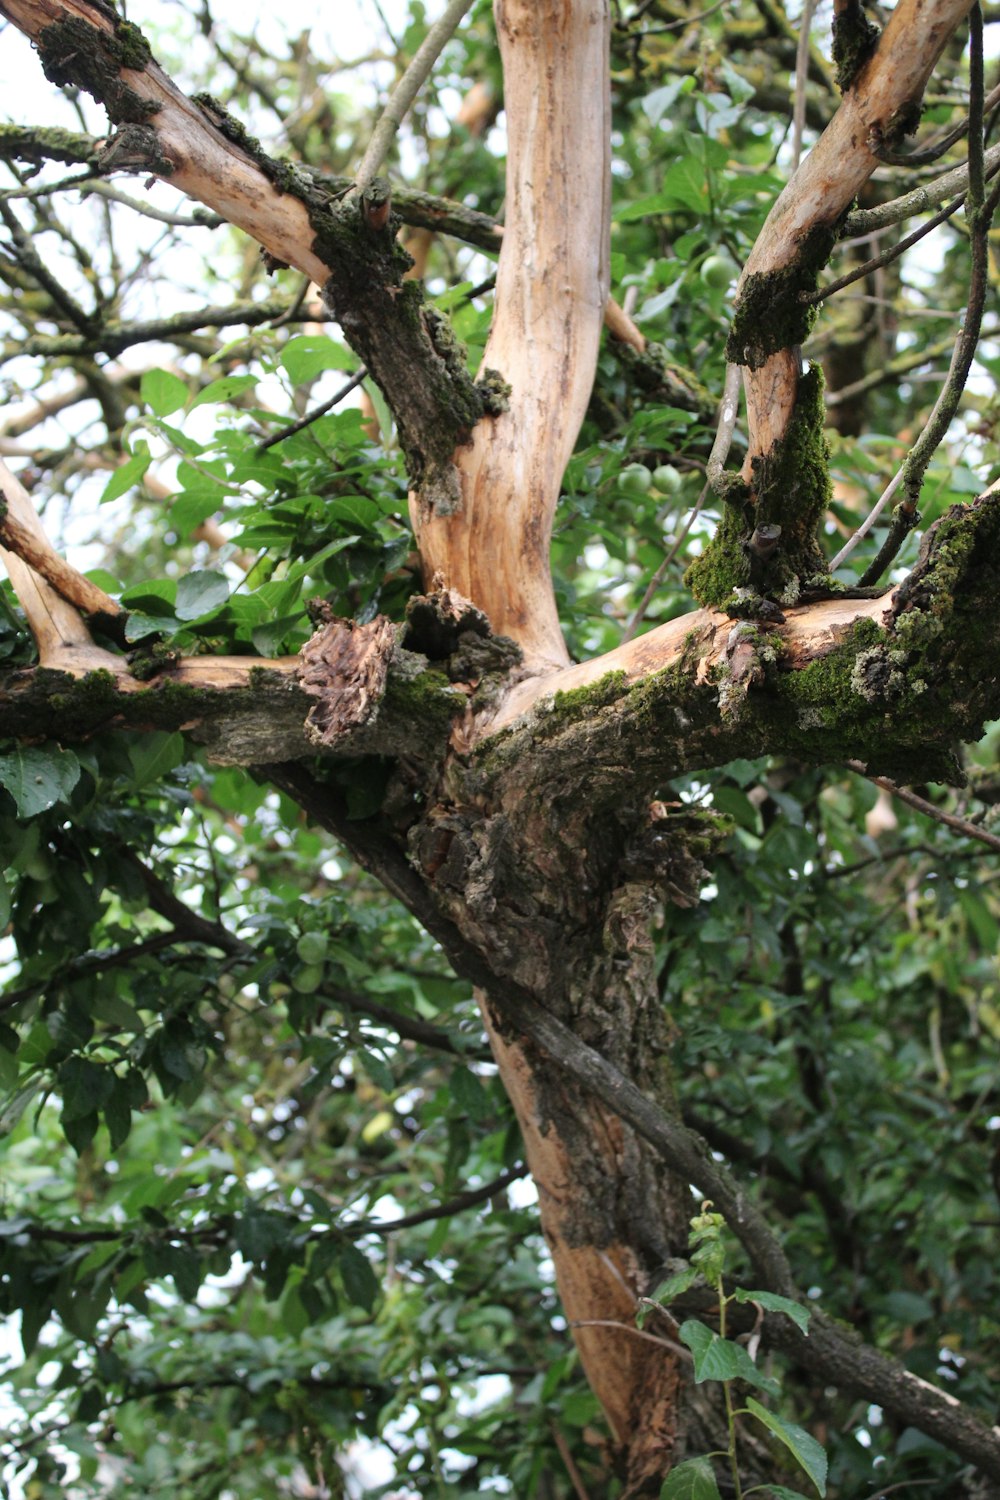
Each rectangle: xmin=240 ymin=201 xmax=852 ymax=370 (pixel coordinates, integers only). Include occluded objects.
xmin=2 ymin=0 xmax=999 ymax=1491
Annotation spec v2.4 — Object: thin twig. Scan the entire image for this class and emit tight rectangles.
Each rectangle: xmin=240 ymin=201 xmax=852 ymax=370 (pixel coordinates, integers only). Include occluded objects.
xmin=827 ymin=463 xmax=903 ymax=572
xmin=842 ymin=143 xmax=1000 ymax=236
xmin=550 ymin=1424 xmax=593 ymax=1500
xmin=706 ymin=363 xmax=741 ymax=492
xmin=790 ymin=0 xmax=816 ymax=173
xmin=355 ymin=0 xmax=477 ymax=194
xmin=803 ymin=189 xmax=968 ymax=305
xmin=870 ymin=77 xmax=1000 ymax=168
xmin=256 ymin=368 xmax=369 ymax=451
xmin=569 ymin=1318 xmax=692 ymax=1358
xmin=80 ymin=180 xmax=225 ymax=228
xmin=621 ymin=478 xmax=710 ymax=643
xmin=845 ymin=762 xmax=1000 ymax=852
xmin=831 ymin=20 xmax=994 ymax=584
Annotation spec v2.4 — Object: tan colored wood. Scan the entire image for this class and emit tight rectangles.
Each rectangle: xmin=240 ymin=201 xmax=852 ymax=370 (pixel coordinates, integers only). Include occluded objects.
xmin=738 ymin=0 xmax=976 ymax=469
xmin=410 ymin=0 xmax=611 ymax=673
xmin=480 ymin=591 xmax=893 ymax=737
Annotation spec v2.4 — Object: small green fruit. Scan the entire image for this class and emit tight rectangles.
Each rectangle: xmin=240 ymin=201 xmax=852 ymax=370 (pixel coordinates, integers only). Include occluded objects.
xmin=619 ymin=464 xmax=653 ymax=495
xmin=701 ymin=254 xmax=737 ymax=289
xmin=292 ymin=963 xmax=326 ymax=994
xmin=296 ymin=932 xmax=328 ymax=965
xmin=652 ymin=464 xmax=683 ymax=496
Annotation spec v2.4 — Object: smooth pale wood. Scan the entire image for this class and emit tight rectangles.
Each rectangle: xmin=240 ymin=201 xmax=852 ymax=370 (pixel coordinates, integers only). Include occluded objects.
xmin=0 ymin=460 xmax=122 ymax=621
xmin=410 ymin=0 xmax=611 ymax=672
xmin=738 ymin=0 xmax=976 ymax=470
xmin=0 ymin=0 xmax=331 ymax=285
xmin=480 ymin=591 xmax=893 ymax=738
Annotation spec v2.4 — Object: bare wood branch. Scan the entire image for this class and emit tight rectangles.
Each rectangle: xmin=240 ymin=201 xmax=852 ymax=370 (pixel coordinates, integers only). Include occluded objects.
xmin=0 ymin=461 xmax=121 ymax=621
xmin=354 ymin=0 xmax=477 ymax=194
xmin=735 ymin=0 xmax=976 ymax=475
xmin=410 ymin=0 xmax=611 ymax=673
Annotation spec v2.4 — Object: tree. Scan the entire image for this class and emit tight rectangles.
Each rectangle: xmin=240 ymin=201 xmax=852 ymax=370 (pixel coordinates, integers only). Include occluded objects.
xmin=1 ymin=0 xmax=1000 ymax=1494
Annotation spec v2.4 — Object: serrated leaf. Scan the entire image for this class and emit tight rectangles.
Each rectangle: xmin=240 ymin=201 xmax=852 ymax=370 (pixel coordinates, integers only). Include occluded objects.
xmin=101 ymin=443 xmax=151 ymax=503
xmin=0 ymin=745 xmax=80 ymax=817
xmin=660 ymin=1457 xmax=722 ymax=1499
xmin=175 ymin=570 xmax=230 ymax=621
xmin=734 ymin=1289 xmax=811 ymax=1334
xmin=678 ymin=1321 xmax=780 ymax=1396
xmin=745 ymin=1398 xmax=827 ymax=1495
xmin=141 ymin=368 xmax=189 ymax=417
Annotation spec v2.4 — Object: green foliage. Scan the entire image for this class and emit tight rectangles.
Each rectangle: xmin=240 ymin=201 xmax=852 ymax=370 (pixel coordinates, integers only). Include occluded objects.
xmin=0 ymin=1 xmax=999 ymax=1497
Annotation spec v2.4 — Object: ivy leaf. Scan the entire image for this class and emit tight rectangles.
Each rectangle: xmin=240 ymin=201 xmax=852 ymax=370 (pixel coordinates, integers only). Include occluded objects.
xmin=733 ymin=1289 xmax=811 ymax=1334
xmin=0 ymin=744 xmax=80 ymax=817
xmin=175 ymin=570 xmax=230 ymax=620
xmin=678 ymin=1321 xmax=780 ymax=1397
xmin=745 ymin=1398 xmax=827 ymax=1495
xmin=660 ymin=1457 xmax=722 ymax=1499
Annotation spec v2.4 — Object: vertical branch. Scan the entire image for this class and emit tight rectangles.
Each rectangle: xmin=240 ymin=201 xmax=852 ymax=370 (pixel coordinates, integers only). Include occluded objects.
xmin=410 ymin=0 xmax=612 ymax=673
xmin=733 ymin=0 xmax=976 ymax=486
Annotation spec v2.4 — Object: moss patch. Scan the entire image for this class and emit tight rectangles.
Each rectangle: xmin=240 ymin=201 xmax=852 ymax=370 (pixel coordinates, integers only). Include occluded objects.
xmin=38 ymin=15 xmax=158 ymax=125
xmin=832 ymin=2 xmax=880 ymax=91
xmin=727 ymin=224 xmax=837 ymax=370
xmin=687 ymin=367 xmax=830 ymax=608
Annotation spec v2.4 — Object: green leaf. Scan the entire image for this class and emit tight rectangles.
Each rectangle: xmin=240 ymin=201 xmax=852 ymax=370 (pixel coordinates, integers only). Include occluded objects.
xmin=648 ymin=1266 xmax=699 ymax=1306
xmin=744 ymin=1398 xmax=827 ymax=1495
xmin=124 ymin=612 xmax=178 ymax=643
xmin=175 ymin=570 xmax=230 ymax=620
xmin=733 ymin=1289 xmax=811 ymax=1334
xmin=189 ymin=373 xmax=258 ymax=409
xmin=128 ymin=732 xmax=186 ymax=789
xmin=0 ymin=744 xmax=81 ymax=817
xmin=660 ymin=1457 xmax=722 ymax=1499
xmin=280 ymin=334 xmax=355 ymax=384
xmin=678 ymin=1321 xmax=780 ymax=1397
xmin=101 ymin=442 xmax=151 ymax=503
xmin=141 ymin=368 xmax=189 ymax=416
xmin=339 ymin=1242 xmax=378 ymax=1311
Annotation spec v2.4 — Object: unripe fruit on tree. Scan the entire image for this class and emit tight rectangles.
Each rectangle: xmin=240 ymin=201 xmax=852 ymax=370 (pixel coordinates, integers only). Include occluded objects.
xmin=292 ymin=963 xmax=326 ymax=994
xmin=652 ymin=464 xmax=683 ymax=495
xmin=619 ymin=463 xmax=653 ymax=495
xmin=701 ymin=254 xmax=738 ymax=289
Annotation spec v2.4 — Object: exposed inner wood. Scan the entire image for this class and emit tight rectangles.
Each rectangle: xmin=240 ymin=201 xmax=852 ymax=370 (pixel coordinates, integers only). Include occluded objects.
xmin=409 ymin=0 xmax=611 ymax=673
xmin=739 ymin=0 xmax=977 ymax=472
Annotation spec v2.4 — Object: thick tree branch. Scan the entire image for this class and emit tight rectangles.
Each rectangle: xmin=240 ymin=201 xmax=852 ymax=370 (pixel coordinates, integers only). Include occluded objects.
xmin=731 ymin=0 xmax=976 ymax=483
xmin=409 ymin=0 xmax=612 ymax=671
